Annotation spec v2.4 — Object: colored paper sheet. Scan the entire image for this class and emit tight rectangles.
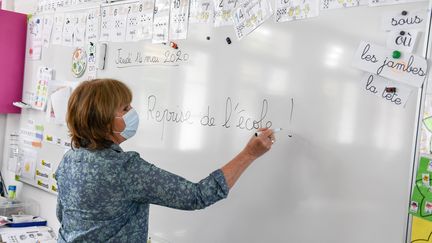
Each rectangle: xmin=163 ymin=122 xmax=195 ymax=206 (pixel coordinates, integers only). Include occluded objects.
xmin=276 ymin=0 xmax=319 ymax=23
xmin=232 ymin=0 xmax=272 ymax=40
xmin=409 ymin=156 xmax=432 ymax=222
xmin=0 ymin=9 xmax=26 ymax=114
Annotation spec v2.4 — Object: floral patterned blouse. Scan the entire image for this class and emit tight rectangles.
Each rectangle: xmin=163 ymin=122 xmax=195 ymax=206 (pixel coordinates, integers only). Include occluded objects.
xmin=56 ymin=143 xmax=229 ymax=242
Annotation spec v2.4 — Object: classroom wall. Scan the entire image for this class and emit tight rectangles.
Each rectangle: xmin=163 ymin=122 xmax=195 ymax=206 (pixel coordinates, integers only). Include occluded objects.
xmin=0 ymin=0 xmax=13 ymax=10
xmin=13 ymin=0 xmax=37 ymax=14
xmin=0 ymin=0 xmax=60 ymax=232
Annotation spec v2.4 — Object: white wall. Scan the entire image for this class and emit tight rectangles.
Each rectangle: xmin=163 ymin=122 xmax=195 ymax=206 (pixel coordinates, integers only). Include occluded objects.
xmin=0 ymin=0 xmax=14 ymax=10
xmin=12 ymin=0 xmax=37 ymax=13
xmin=0 ymin=0 xmax=60 ymax=232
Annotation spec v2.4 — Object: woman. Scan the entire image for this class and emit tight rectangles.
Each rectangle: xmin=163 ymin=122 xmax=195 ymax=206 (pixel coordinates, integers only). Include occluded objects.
xmin=56 ymin=79 xmax=275 ymax=242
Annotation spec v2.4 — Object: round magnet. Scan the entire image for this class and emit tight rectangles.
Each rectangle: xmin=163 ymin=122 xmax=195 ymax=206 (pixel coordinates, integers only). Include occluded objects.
xmin=72 ymin=48 xmax=87 ymax=78
xmin=392 ymin=50 xmax=401 ymax=59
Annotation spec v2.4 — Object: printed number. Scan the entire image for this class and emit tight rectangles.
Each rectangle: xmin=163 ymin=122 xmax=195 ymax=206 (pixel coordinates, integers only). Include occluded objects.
xmin=237 ymin=9 xmax=244 ymax=20
xmin=219 ymin=0 xmax=223 ymax=8
xmin=173 ymin=0 xmax=181 ymax=8
xmin=139 ymin=4 xmax=143 ymax=12
xmin=203 ymin=2 xmax=210 ymax=10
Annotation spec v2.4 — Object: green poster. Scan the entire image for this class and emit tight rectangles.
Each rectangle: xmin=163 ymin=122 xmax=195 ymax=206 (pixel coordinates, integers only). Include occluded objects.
xmin=409 ymin=156 xmax=432 ymax=222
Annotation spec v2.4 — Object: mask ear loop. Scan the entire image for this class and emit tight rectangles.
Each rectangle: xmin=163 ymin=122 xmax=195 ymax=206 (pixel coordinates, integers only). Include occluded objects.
xmin=113 ymin=117 xmax=124 ymax=134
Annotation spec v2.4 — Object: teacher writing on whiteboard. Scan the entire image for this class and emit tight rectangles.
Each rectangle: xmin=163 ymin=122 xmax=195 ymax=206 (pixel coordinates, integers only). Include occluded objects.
xmin=56 ymin=78 xmax=275 ymax=242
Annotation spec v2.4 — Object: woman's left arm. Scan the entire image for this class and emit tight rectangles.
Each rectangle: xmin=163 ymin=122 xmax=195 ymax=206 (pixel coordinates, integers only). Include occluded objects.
xmin=124 ymin=153 xmax=229 ymax=210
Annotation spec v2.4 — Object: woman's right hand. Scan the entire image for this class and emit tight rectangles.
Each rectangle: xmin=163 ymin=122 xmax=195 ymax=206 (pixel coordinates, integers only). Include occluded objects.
xmin=242 ymin=128 xmax=274 ymax=160
xmin=221 ymin=128 xmax=275 ymax=189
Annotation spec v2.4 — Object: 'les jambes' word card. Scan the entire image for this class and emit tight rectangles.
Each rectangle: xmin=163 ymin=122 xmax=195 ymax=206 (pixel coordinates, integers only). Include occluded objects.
xmin=352 ymin=41 xmax=427 ymax=88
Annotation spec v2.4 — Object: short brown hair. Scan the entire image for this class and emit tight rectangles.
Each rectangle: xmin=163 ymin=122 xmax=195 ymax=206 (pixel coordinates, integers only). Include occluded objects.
xmin=67 ymin=79 xmax=132 ymax=150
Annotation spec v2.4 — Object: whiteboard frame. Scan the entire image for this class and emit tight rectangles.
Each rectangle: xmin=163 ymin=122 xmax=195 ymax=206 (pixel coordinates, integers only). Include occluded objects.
xmin=406 ymin=2 xmax=432 ymax=242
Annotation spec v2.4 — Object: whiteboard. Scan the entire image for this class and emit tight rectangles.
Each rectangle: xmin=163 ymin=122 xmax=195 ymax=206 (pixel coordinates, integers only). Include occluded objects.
xmin=19 ymin=2 xmax=431 ymax=243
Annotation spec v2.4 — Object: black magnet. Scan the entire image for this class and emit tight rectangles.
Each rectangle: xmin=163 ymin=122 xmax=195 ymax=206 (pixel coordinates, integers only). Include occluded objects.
xmin=226 ymin=37 xmax=232 ymax=44
xmin=385 ymin=87 xmax=397 ymax=93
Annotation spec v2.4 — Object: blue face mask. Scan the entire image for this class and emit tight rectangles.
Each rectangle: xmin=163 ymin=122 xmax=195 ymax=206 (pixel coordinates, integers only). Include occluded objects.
xmin=115 ymin=108 xmax=139 ymax=140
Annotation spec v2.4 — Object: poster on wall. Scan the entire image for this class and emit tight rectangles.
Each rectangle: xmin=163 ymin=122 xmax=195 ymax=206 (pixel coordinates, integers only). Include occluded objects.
xmin=28 ymin=15 xmax=43 ymax=60
xmin=409 ymin=156 xmax=432 ymax=222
